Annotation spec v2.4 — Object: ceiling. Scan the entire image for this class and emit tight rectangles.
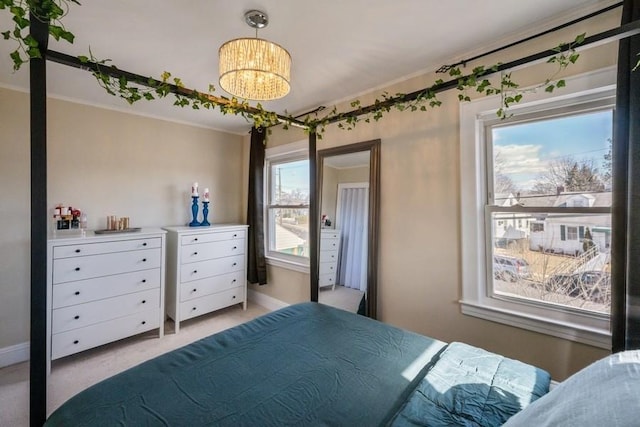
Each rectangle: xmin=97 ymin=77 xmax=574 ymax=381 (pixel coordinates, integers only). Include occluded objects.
xmin=0 ymin=0 xmax=617 ymax=135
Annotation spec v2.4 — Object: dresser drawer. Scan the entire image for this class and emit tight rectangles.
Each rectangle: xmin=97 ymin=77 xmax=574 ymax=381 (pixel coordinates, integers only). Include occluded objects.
xmin=180 ymin=230 xmax=246 ymax=246
xmin=320 ymin=261 xmax=338 ymax=276
xmin=52 ymin=248 xmax=161 ymax=284
xmin=51 ymin=308 xmax=160 ymax=360
xmin=52 ymin=288 xmax=160 ymax=334
xmin=320 ymin=250 xmax=339 ymax=263
xmin=180 ymin=270 xmax=245 ymax=302
xmin=321 ymin=237 xmax=340 ymax=251
xmin=319 ymin=273 xmax=336 ymax=287
xmin=180 ymin=239 xmax=245 ymax=264
xmin=321 ymin=230 xmax=340 ymax=240
xmin=180 ymin=254 xmax=245 ymax=283
xmin=53 ymin=238 xmax=162 ymax=259
xmin=179 ymin=287 xmax=244 ymax=321
xmin=52 ymin=269 xmax=161 ymax=309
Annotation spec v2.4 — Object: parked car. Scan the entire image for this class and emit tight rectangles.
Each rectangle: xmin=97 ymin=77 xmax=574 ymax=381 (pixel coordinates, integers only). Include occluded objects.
xmin=493 ymin=255 xmax=532 ymax=282
xmin=546 ymin=271 xmax=611 ymax=302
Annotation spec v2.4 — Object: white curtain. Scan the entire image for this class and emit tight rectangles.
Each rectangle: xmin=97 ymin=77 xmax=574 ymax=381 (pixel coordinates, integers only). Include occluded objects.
xmin=336 ymin=186 xmax=368 ymax=292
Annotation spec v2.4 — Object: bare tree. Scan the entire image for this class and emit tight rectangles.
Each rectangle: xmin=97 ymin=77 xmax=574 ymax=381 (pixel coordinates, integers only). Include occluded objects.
xmin=494 ymin=152 xmax=519 ymax=194
xmin=532 ymin=157 xmax=604 ymax=194
xmin=602 ymin=138 xmax=612 ymax=189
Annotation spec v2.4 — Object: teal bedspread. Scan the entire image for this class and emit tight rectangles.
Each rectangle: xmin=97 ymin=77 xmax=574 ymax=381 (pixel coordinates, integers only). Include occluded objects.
xmin=45 ymin=302 xmax=447 ymax=426
xmin=390 ymin=342 xmax=550 ymax=426
xmin=45 ymin=303 xmax=550 ymax=426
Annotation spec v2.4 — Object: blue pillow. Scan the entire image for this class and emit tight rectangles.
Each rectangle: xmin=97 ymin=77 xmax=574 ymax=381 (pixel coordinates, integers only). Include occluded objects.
xmin=504 ymin=350 xmax=640 ymax=426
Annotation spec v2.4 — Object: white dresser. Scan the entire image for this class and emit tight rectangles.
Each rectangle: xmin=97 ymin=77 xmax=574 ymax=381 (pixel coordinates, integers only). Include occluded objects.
xmin=163 ymin=224 xmax=248 ymax=333
xmin=46 ymin=228 xmax=166 ymax=372
xmin=319 ymin=229 xmax=341 ymax=289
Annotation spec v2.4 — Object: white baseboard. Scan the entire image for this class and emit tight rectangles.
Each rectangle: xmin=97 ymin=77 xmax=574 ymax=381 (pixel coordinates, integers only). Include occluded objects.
xmin=247 ymin=289 xmax=289 ymax=312
xmin=0 ymin=341 xmax=29 ymax=368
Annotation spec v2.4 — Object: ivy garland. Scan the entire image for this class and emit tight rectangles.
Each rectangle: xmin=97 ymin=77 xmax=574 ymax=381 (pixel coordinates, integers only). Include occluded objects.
xmin=0 ymin=1 xmax=605 ymax=137
xmin=1 ymin=0 xmax=78 ymax=70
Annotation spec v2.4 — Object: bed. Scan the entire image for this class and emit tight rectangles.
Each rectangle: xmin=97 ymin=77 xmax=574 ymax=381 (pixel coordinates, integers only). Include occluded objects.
xmin=45 ymin=302 xmax=551 ymax=426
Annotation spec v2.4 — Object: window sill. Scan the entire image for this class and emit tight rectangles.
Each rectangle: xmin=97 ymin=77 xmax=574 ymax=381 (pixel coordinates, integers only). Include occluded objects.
xmin=265 ymin=256 xmax=310 ymax=274
xmin=460 ymin=300 xmax=611 ymax=349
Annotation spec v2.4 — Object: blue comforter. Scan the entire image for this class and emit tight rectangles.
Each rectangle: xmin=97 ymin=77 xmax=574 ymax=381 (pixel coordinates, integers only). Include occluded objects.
xmin=45 ymin=303 xmax=549 ymax=426
xmin=391 ymin=342 xmax=550 ymax=426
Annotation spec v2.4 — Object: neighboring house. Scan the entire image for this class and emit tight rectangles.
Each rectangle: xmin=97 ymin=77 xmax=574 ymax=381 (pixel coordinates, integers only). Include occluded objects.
xmin=275 ymin=223 xmax=306 ymax=256
xmin=493 ymin=193 xmax=530 ymax=245
xmin=525 ymin=192 xmax=611 ymax=255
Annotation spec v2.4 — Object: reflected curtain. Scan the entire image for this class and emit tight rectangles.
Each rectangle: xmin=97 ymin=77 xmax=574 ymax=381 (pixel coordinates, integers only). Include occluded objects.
xmin=611 ymin=0 xmax=640 ymax=351
xmin=337 ymin=186 xmax=368 ymax=292
xmin=247 ymin=127 xmax=267 ymax=285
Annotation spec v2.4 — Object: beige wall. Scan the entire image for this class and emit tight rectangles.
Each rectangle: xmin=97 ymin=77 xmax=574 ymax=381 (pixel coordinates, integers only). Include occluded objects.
xmin=0 ymin=87 xmax=245 ymax=350
xmin=252 ymin=10 xmax=619 ymax=380
xmin=321 ymin=165 xmax=369 ymax=223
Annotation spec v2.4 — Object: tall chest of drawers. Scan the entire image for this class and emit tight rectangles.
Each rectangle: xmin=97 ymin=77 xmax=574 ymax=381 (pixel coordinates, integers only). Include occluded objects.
xmin=163 ymin=225 xmax=248 ymax=333
xmin=46 ymin=229 xmax=166 ymax=372
xmin=319 ymin=229 xmax=341 ymax=290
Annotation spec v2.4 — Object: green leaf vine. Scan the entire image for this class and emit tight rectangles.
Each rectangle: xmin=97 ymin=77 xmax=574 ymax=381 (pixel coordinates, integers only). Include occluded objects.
xmin=0 ymin=1 xmax=603 ymax=136
xmin=78 ymin=52 xmax=283 ymax=129
xmin=0 ymin=0 xmax=78 ymax=70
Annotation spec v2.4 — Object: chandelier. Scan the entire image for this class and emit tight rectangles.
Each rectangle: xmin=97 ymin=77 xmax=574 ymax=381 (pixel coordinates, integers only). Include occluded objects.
xmin=218 ymin=10 xmax=292 ymax=101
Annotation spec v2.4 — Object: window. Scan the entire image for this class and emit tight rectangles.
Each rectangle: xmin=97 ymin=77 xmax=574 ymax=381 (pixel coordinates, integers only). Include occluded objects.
xmin=264 ymin=141 xmax=310 ymax=270
xmin=461 ymin=67 xmax=615 ymax=348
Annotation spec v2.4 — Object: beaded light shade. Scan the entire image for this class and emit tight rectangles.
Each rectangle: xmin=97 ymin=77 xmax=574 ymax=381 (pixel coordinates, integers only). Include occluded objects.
xmin=218 ymin=11 xmax=291 ymax=101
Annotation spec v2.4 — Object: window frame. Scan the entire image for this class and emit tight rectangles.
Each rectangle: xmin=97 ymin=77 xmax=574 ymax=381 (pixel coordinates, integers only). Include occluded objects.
xmin=460 ymin=67 xmax=616 ymax=349
xmin=264 ymin=140 xmax=310 ymax=273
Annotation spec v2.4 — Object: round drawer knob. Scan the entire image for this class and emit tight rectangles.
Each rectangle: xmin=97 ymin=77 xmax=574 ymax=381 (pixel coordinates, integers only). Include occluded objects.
xmin=192 ymin=307 xmax=197 ymax=311
xmin=142 ymin=321 xmax=146 ymax=325
xmin=232 ymin=279 xmax=236 ymax=283
xmin=193 ymin=288 xmax=197 ymax=292
xmin=73 ymin=340 xmax=79 ymax=345
xmin=193 ymin=252 xmax=198 ymax=256
xmin=142 ymin=300 xmax=146 ymax=304
xmin=74 ymin=249 xmax=81 ymax=253
xmin=232 ymin=296 xmax=236 ymax=299
xmin=142 ymin=279 xmax=147 ymax=283
xmin=193 ymin=270 xmax=198 ymax=274
xmin=194 ymin=238 xmax=198 ymax=242
xmin=142 ymin=242 xmax=147 ymax=246
xmin=74 ymin=291 xmax=80 ymax=296
xmin=142 ymin=258 xmax=147 ymax=262
xmin=233 ymin=246 xmax=237 ymax=250
xmin=74 ymin=267 xmax=80 ymax=271
xmin=232 ymin=263 xmax=237 ymax=267
xmin=74 ymin=315 xmax=79 ymax=320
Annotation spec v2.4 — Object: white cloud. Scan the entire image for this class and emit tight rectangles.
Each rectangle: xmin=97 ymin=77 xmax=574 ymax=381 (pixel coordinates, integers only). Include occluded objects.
xmin=495 ymin=144 xmax=547 ymax=175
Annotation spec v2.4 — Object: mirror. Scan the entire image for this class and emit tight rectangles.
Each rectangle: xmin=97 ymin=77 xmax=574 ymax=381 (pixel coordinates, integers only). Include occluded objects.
xmin=314 ymin=139 xmax=380 ymax=318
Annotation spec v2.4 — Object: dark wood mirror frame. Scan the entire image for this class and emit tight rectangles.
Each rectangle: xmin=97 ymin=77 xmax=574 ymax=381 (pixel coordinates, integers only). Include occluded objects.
xmin=310 ymin=139 xmax=380 ymax=318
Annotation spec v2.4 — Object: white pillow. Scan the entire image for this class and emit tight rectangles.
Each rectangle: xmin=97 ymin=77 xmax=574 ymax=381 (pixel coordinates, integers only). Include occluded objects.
xmin=504 ymin=350 xmax=640 ymax=426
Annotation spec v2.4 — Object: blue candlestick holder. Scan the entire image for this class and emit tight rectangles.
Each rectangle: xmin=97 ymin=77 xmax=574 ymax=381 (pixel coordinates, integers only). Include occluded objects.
xmin=200 ymin=201 xmax=210 ymax=226
xmin=189 ymin=196 xmax=200 ymax=227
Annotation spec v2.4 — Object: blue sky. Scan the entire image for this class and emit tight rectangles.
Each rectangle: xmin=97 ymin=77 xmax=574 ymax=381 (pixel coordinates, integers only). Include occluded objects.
xmin=274 ymin=160 xmax=309 ymax=194
xmin=492 ymin=109 xmax=613 ymax=191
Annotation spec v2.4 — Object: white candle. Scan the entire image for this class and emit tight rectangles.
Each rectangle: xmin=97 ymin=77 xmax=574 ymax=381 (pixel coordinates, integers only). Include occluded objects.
xmin=203 ymin=188 xmax=210 ymax=202
xmin=191 ymin=182 xmax=198 ymax=197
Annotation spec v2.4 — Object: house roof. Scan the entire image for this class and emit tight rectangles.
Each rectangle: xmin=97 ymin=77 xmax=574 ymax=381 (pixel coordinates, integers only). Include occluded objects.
xmin=519 ymin=191 xmax=611 ymax=208
xmin=275 ymin=224 xmax=305 ymax=251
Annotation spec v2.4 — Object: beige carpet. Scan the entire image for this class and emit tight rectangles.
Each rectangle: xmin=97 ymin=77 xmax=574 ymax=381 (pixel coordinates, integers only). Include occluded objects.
xmin=0 ymin=303 xmax=270 ymax=427
xmin=319 ymin=285 xmax=364 ymax=313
